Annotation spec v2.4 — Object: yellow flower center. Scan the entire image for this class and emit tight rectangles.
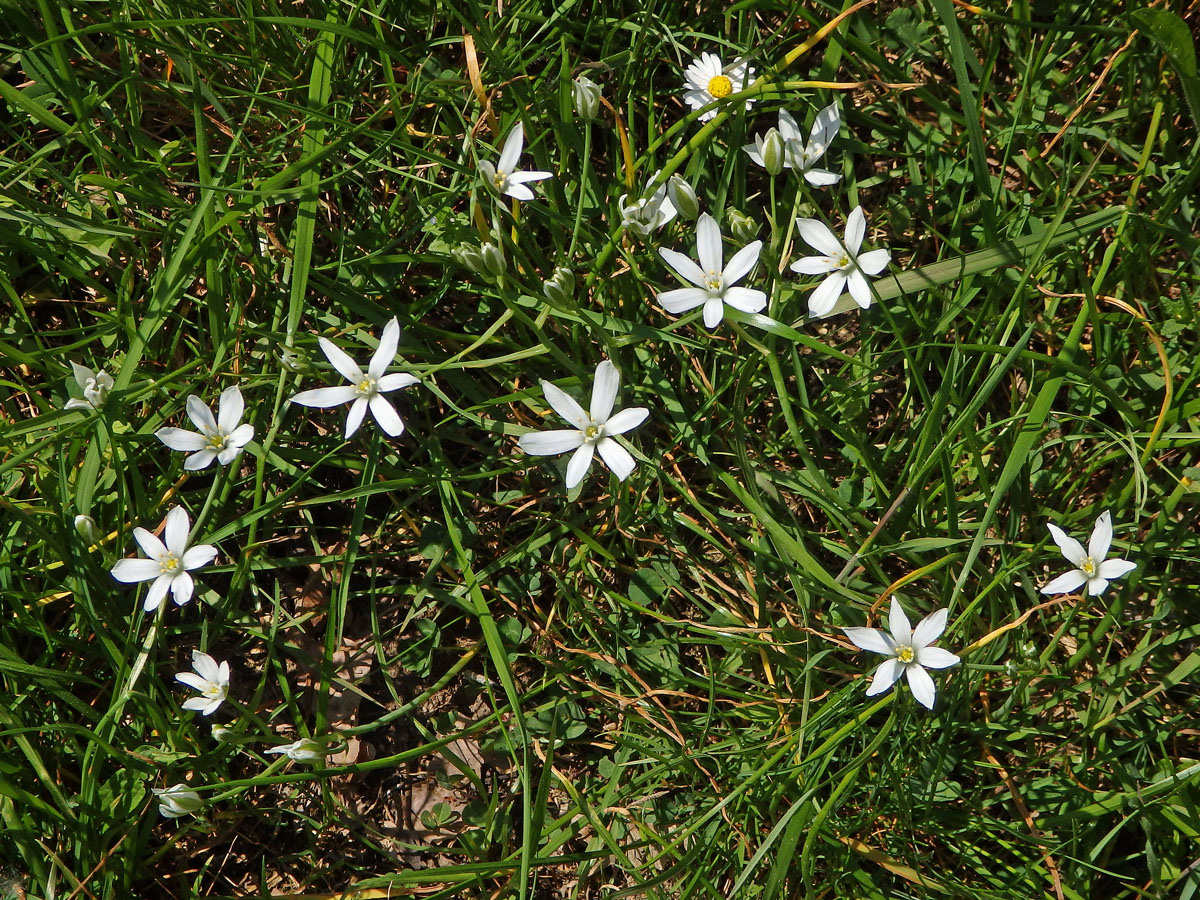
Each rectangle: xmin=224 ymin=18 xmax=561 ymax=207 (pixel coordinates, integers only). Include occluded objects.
xmin=356 ymin=377 xmax=376 ymax=396
xmin=705 ymin=271 xmax=723 ymax=291
xmin=1081 ymin=557 xmax=1097 ymax=576
xmin=160 ymin=554 xmax=181 ymax=575
xmin=896 ymin=646 xmax=915 ymax=664
xmin=834 ymin=252 xmax=851 ymax=270
xmin=206 ymin=432 xmax=227 ymax=450
xmin=707 ymin=75 xmax=733 ymax=98
xmin=584 ymin=423 xmax=600 ymax=441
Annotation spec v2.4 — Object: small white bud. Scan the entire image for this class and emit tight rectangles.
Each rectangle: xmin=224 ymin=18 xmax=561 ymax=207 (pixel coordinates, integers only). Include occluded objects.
xmin=667 ymin=175 xmax=699 ymax=220
xmin=74 ymin=514 xmax=99 ymax=546
xmin=727 ymin=209 xmax=757 ymax=243
xmin=572 ymin=74 xmax=602 ymax=121
xmin=542 ymin=267 xmax=575 ymax=308
xmin=759 ymin=128 xmax=785 ymax=176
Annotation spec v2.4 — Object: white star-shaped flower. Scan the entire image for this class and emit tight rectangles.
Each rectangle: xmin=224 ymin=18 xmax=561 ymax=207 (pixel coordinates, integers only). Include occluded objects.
xmin=477 ymin=122 xmax=552 ymax=201
xmin=519 ymin=360 xmax=649 ymax=489
xmin=745 ymin=104 xmax=840 ymax=186
xmin=790 ymin=206 xmax=890 ymax=316
xmin=175 ymin=650 xmax=230 ymax=716
xmin=1041 ymin=510 xmax=1136 ymax=596
xmin=154 ymin=784 xmax=203 ymax=819
xmin=64 ymin=362 xmax=114 ymax=411
xmin=265 ymin=737 xmax=329 ymax=763
xmin=657 ymin=212 xmax=766 ymax=329
xmin=619 ymin=171 xmax=677 ymax=236
xmin=290 ymin=318 xmax=419 ymax=439
xmin=681 ymin=52 xmax=754 ymax=121
xmin=842 ymin=600 xmax=960 ymax=710
xmin=110 ymin=506 xmax=218 ymax=612
xmin=156 ymin=386 xmax=255 ymax=470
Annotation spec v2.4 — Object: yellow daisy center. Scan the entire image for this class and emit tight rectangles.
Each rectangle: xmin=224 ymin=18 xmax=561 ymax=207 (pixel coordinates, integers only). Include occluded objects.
xmin=707 ymin=75 xmax=733 ymax=98
xmin=896 ymin=646 xmax=915 ymax=664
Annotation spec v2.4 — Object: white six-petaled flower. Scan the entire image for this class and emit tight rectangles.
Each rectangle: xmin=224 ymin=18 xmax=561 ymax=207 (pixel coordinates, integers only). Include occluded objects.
xmin=154 ymin=783 xmax=203 ymax=819
xmin=176 ymin=649 xmax=230 ymax=716
xmin=657 ymin=212 xmax=766 ymax=329
xmin=842 ymin=600 xmax=960 ymax=710
xmin=681 ymin=52 xmax=754 ymax=121
xmin=156 ymin=386 xmax=255 ymax=470
xmin=1041 ymin=510 xmax=1136 ymax=597
xmin=265 ymin=737 xmax=329 ymax=762
xmin=790 ymin=206 xmax=890 ymax=316
xmin=519 ymin=360 xmax=649 ymax=490
xmin=65 ymin=362 xmax=114 ymax=411
xmin=477 ymin=122 xmax=552 ymax=201
xmin=745 ymin=104 xmax=841 ymax=186
xmin=290 ymin=318 xmax=419 ymax=439
xmin=110 ymin=506 xmax=218 ymax=612
xmin=619 ymin=171 xmax=677 ymax=236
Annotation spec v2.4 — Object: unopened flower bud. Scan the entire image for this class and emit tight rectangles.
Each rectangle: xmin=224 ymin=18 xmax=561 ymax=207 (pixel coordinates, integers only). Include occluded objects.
xmin=543 ymin=267 xmax=575 ymax=308
xmin=573 ymin=74 xmax=601 ymax=121
xmin=74 ymin=514 xmax=99 ymax=546
xmin=451 ymin=242 xmax=485 ymax=274
xmin=727 ymin=208 xmax=757 ymax=243
xmin=759 ymin=128 xmax=785 ymax=176
xmin=667 ymin=175 xmax=699 ymax=220
xmin=479 ymin=241 xmax=506 ymax=278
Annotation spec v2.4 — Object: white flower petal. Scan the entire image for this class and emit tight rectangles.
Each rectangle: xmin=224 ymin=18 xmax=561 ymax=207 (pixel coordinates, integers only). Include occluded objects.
xmin=132 ymin=526 xmax=167 ymax=560
xmin=603 ymin=406 xmax=649 ymax=436
xmin=507 ymin=170 xmax=553 ymax=185
xmin=1098 ymin=558 xmax=1136 ymax=579
xmin=696 ymin=214 xmax=723 ymax=274
xmin=377 ymin=372 xmax=419 ymax=392
xmin=1047 ymin=522 xmax=1087 ymax=566
xmin=844 ymin=206 xmax=866 ymax=255
xmin=191 ymin=650 xmax=220 ymax=681
xmin=796 ymin=218 xmax=842 ymax=256
xmin=181 ymin=544 xmax=217 ymax=570
xmin=171 ymin=572 xmax=195 ymax=606
xmin=777 ymin=108 xmax=802 ymax=143
xmin=70 ymin=362 xmax=96 ymax=390
xmin=856 ymin=248 xmax=891 ymax=276
xmin=722 ymin=286 xmax=767 ymax=314
xmin=842 ymin=626 xmax=893 ymax=655
xmin=369 ymin=394 xmax=406 ymax=436
xmin=226 ymin=423 xmax=255 ymax=449
xmin=596 ymin=438 xmax=636 ymax=481
xmin=520 ymin=429 xmax=585 ymax=456
xmin=565 ymin=442 xmax=596 ymax=489
xmin=111 ymin=558 xmax=162 ymax=583
xmin=658 ymin=287 xmax=710 ymax=315
xmin=807 ymin=273 xmax=847 ymax=317
xmin=164 ymin=506 xmax=190 ymax=557
xmin=183 ymin=449 xmax=218 ymax=471
xmin=866 ymin=658 xmax=903 ymax=696
xmin=912 ymin=608 xmax=949 ymax=648
xmin=888 ymin=601 xmax=913 ymax=645
xmin=542 ymin=381 xmax=589 ymax=430
xmin=803 ymin=168 xmax=841 ymax=187
xmin=368 ymin=318 xmax=401 ymax=380
xmin=344 ymin=397 xmax=368 ymax=438
xmin=1085 ymin=577 xmax=1110 ymax=596
xmin=1089 ymin=510 xmax=1113 ymax=561
xmin=291 ymin=386 xmax=359 ymax=408
xmin=318 ymin=337 xmax=366 ymax=383
xmin=498 ymin=123 xmax=525 ymax=175
xmin=505 ymin=183 xmax=535 ymax=201
xmin=906 ymin=664 xmax=938 ymax=709
xmin=590 ymin=360 xmax=619 ymax=424
xmin=1040 ymin=569 xmax=1087 ymax=595
xmin=846 ymin=270 xmax=874 ymax=309
xmin=790 ymin=255 xmax=836 ymax=276
xmin=175 ymin=671 xmax=209 ymax=691
xmin=144 ymin=575 xmax=171 ymax=612
xmin=702 ymin=296 xmax=725 ymax=329
xmin=659 ymin=247 xmax=708 ymax=288
xmin=216 ymin=385 xmax=245 ymax=434
xmin=915 ymin=647 xmax=960 ymax=669
xmin=722 ymin=241 xmax=762 ymax=286
xmin=184 ymin=395 xmax=218 ymax=435
xmin=156 ymin=428 xmax=208 ymax=452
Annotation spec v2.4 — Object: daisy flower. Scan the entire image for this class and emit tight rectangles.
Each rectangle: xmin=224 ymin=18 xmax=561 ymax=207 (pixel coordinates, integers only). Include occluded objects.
xmin=1041 ymin=510 xmax=1136 ymax=596
xmin=681 ymin=52 xmax=754 ymax=121
xmin=110 ymin=506 xmax=218 ymax=612
xmin=519 ymin=360 xmax=649 ymax=489
xmin=843 ymin=600 xmax=960 ymax=710
xmin=657 ymin=212 xmax=766 ymax=329
xmin=290 ymin=318 xmax=419 ymax=439
xmin=790 ymin=206 xmax=890 ymax=316
xmin=156 ymin=385 xmax=255 ymax=470
xmin=478 ymin=123 xmax=552 ymax=201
